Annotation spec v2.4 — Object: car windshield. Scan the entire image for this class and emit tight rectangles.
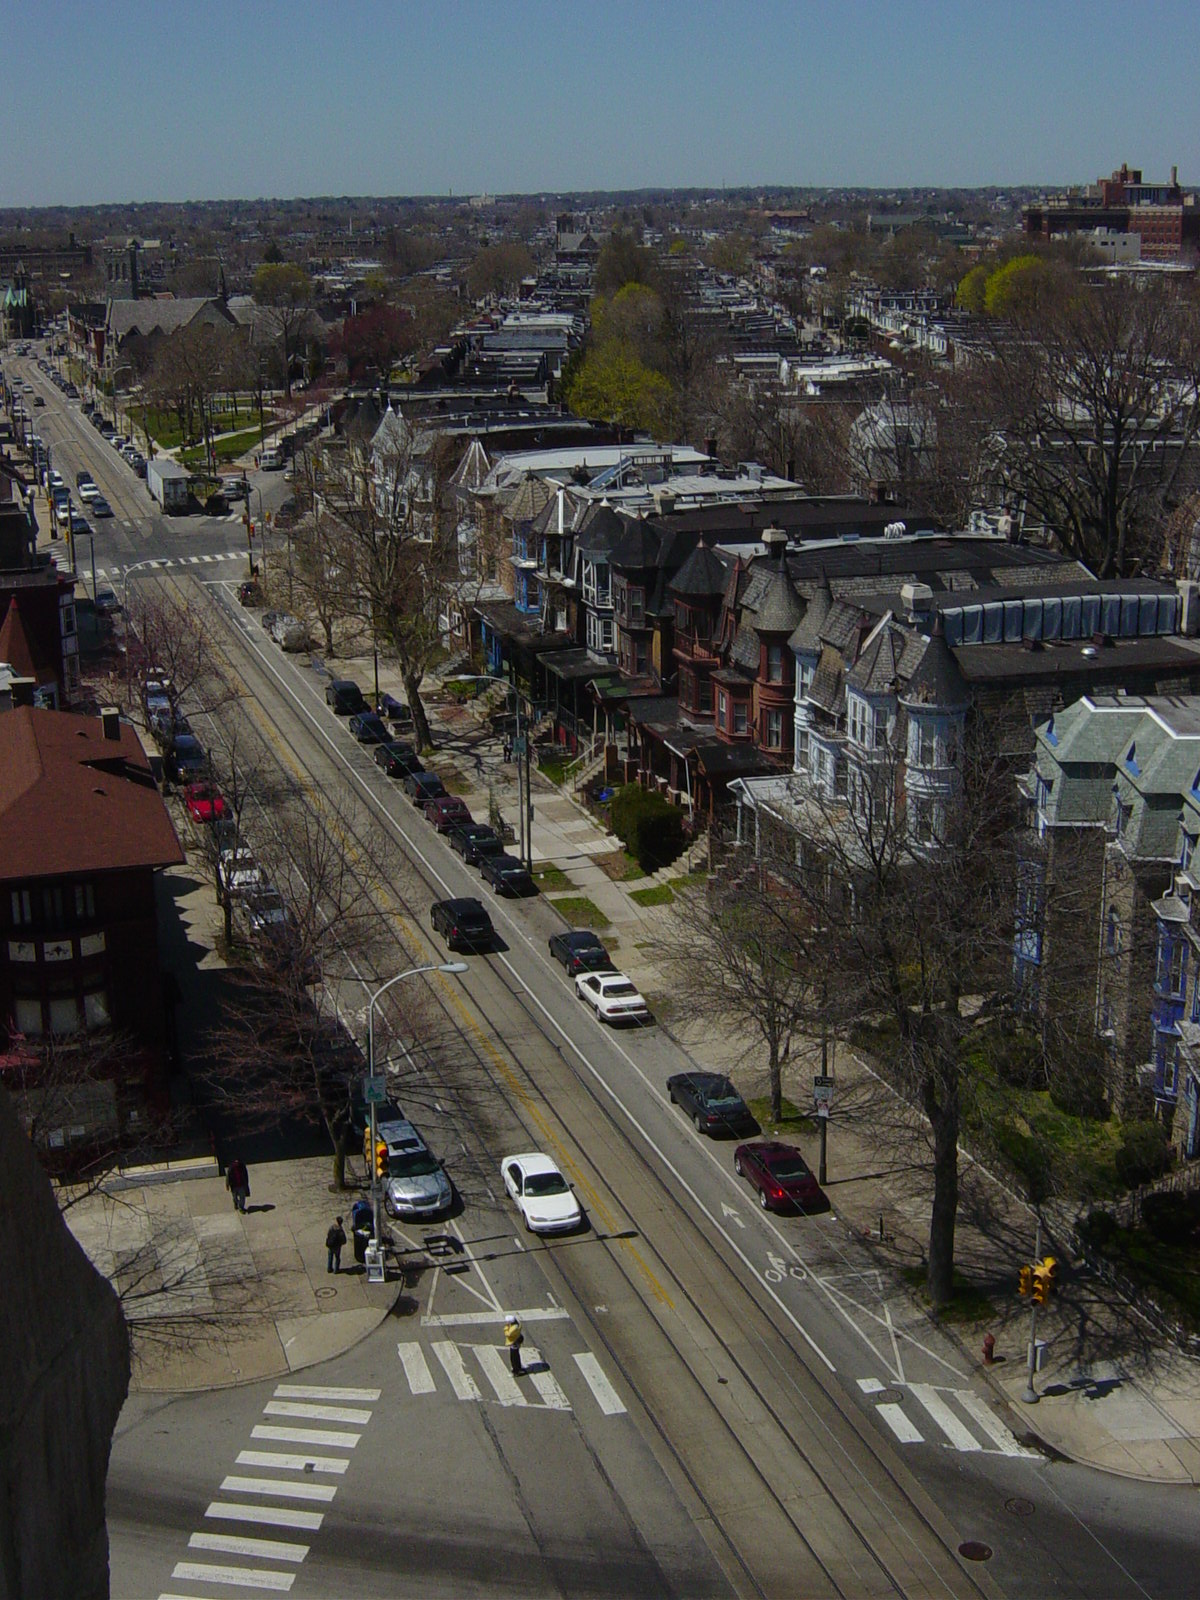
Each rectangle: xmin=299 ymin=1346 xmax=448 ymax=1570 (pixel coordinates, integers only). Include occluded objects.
xmin=524 ymin=1171 xmax=568 ymax=1197
xmin=704 ymin=1081 xmax=741 ymax=1107
xmin=390 ymin=1151 xmax=440 ymax=1179
xmin=767 ymin=1155 xmax=811 ymax=1179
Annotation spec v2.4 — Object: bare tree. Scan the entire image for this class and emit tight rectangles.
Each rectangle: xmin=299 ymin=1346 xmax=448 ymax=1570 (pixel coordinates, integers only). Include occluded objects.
xmin=252 ymin=263 xmax=314 ymax=397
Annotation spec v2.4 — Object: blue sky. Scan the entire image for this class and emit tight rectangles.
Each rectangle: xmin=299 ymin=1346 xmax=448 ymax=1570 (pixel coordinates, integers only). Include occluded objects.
xmin=8 ymin=0 xmax=1200 ymax=205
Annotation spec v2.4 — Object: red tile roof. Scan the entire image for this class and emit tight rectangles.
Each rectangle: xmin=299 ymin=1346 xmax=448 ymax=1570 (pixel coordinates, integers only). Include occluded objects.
xmin=0 ymin=707 xmax=184 ymax=881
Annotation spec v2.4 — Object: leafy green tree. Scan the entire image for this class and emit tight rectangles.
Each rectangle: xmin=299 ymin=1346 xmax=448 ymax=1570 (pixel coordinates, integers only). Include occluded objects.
xmin=983 ymin=254 xmax=1054 ymax=317
xmin=955 ymin=263 xmax=989 ymax=312
xmin=595 ymin=229 xmax=657 ymax=298
xmin=564 ymin=341 xmax=674 ymax=436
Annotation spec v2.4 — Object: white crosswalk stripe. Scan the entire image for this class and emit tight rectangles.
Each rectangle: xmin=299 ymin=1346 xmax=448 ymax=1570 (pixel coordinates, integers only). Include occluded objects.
xmin=206 ymin=1501 xmax=324 ymax=1531
xmin=188 ymin=1530 xmax=308 ymax=1561
xmin=263 ymin=1400 xmax=373 ymax=1425
xmin=402 ymin=1337 xmax=622 ymax=1416
xmin=526 ymin=1349 xmax=571 ymax=1411
xmin=274 ymin=1384 xmax=381 ymax=1402
xmin=235 ymin=1450 xmax=348 ymax=1475
xmin=220 ymin=1476 xmax=337 ymax=1502
xmin=168 ymin=1563 xmax=295 ymax=1592
xmin=574 ymin=1352 xmax=627 ymax=1415
xmin=432 ymin=1338 xmax=482 ymax=1401
xmin=251 ymin=1424 xmax=360 ymax=1449
xmin=475 ymin=1342 xmax=526 ymax=1406
xmin=397 ymin=1341 xmax=436 ymax=1393
xmin=859 ymin=1377 xmax=1035 ymax=1456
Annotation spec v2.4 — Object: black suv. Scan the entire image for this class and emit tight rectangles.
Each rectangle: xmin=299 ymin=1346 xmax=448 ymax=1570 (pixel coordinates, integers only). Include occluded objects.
xmin=448 ymin=823 xmax=504 ymax=866
xmin=481 ymin=852 xmax=535 ymax=897
xmin=325 ymin=679 xmax=366 ymax=715
xmin=430 ymin=897 xmax=494 ymax=952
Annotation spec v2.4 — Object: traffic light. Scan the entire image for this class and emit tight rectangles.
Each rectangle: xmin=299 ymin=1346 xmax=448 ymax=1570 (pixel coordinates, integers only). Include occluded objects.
xmin=1031 ymin=1257 xmax=1058 ymax=1305
xmin=1018 ymin=1264 xmax=1033 ymax=1298
xmin=374 ymin=1141 xmax=389 ymax=1181
xmin=1040 ymin=1255 xmax=1058 ymax=1292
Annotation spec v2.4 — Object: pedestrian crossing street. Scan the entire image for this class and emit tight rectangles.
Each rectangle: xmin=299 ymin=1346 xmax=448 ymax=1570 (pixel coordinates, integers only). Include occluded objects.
xmin=160 ymin=1382 xmax=379 ymax=1598
xmin=90 ymin=550 xmax=246 ymax=582
xmin=397 ymin=1339 xmax=628 ymax=1417
xmin=858 ymin=1377 xmax=1037 ymax=1457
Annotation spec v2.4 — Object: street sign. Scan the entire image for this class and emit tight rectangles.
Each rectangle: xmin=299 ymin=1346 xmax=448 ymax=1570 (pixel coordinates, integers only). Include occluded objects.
xmin=513 ymin=735 xmax=527 ymax=757
xmin=361 ymin=1074 xmax=389 ymax=1105
xmin=813 ymin=1074 xmax=834 ymax=1107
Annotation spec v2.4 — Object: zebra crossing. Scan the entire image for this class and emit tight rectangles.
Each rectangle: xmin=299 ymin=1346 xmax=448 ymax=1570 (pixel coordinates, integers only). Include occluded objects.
xmin=858 ymin=1377 xmax=1037 ymax=1457
xmin=397 ymin=1339 xmax=627 ymax=1417
xmin=160 ymin=1381 xmax=379 ymax=1599
xmin=89 ymin=550 xmax=245 ymax=582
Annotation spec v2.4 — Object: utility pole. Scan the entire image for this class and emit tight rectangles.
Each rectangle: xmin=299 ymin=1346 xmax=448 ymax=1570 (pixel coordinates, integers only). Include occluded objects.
xmin=1022 ymin=1216 xmax=1043 ymax=1405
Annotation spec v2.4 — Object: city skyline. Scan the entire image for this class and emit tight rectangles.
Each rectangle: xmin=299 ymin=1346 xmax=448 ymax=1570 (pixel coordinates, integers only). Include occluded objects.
xmin=7 ymin=0 xmax=1200 ymax=207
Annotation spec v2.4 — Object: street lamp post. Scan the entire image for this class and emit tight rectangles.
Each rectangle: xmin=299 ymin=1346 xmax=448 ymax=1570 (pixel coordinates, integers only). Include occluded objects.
xmin=364 ymin=962 xmax=467 ymax=1246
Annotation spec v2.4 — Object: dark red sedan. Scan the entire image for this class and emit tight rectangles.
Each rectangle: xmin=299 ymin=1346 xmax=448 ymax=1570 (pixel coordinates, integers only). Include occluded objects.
xmin=733 ymin=1141 xmax=826 ymax=1213
xmin=423 ymin=795 xmax=472 ymax=833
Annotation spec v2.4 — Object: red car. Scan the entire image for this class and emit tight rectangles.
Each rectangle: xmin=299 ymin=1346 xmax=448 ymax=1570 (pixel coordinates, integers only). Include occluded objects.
xmin=423 ymin=795 xmax=472 ymax=833
xmin=184 ymin=781 xmax=228 ymax=823
xmin=733 ymin=1141 xmax=826 ymax=1213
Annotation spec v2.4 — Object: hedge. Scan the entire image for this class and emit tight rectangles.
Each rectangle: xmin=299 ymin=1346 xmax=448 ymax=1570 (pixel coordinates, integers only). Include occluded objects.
xmin=609 ymin=784 xmax=684 ymax=873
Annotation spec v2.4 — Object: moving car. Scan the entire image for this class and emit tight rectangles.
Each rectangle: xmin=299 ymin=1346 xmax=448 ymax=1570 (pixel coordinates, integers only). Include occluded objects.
xmin=325 ymin=678 xmax=366 ymax=715
xmin=68 ymin=509 xmax=91 ymax=538
xmin=381 ymin=1122 xmax=453 ymax=1219
xmin=501 ymin=1152 xmax=583 ymax=1235
xmin=667 ymin=1072 xmax=758 ymax=1138
xmin=162 ymin=734 xmax=207 ymax=785
xmin=423 ymin=795 xmax=472 ymax=833
xmin=348 ymin=711 xmax=388 ymax=744
xmin=733 ymin=1141 xmax=827 ymax=1213
xmin=448 ymin=822 xmax=503 ymax=866
xmin=480 ymin=852 xmax=535 ymax=897
xmin=184 ymin=781 xmax=227 ymax=823
xmin=430 ymin=896 xmax=494 ymax=952
xmin=91 ymin=497 xmax=113 ymax=518
xmin=404 ymin=770 xmax=447 ymax=804
xmin=373 ymin=741 xmax=422 ymax=778
xmin=548 ymin=930 xmax=615 ymax=976
xmin=575 ymin=970 xmax=650 ymax=1025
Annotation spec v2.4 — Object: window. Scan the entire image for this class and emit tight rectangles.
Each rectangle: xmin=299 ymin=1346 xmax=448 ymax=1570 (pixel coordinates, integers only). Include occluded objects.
xmin=11 ymin=888 xmax=32 ymax=927
xmin=717 ymin=690 xmax=728 ymax=727
xmin=1106 ymin=907 xmax=1121 ymax=953
xmin=74 ymin=883 xmax=95 ymax=921
xmin=795 ymin=729 xmax=809 ymax=771
xmin=733 ymin=701 xmax=748 ymax=736
xmin=765 ymin=708 xmax=783 ymax=747
xmin=48 ymin=995 xmax=81 ymax=1035
xmin=1183 ymin=832 xmax=1198 ymax=871
xmin=1160 ymin=937 xmax=1187 ymax=998
xmin=41 ymin=885 xmax=65 ymax=930
xmin=766 ymin=643 xmax=784 ymax=683
xmin=848 ymin=697 xmax=870 ymax=747
xmin=13 ymin=996 xmax=43 ymax=1037
xmin=83 ymin=989 xmax=111 ymax=1029
xmin=915 ymin=722 xmax=935 ymax=767
xmin=797 ymin=660 xmax=814 ymax=700
xmin=911 ymin=797 xmax=934 ymax=843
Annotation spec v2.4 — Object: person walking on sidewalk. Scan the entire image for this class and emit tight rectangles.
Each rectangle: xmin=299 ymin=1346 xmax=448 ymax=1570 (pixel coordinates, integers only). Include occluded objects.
xmin=326 ymin=1216 xmax=347 ymax=1274
xmin=226 ymin=1157 xmax=250 ymax=1214
xmin=504 ymin=1313 xmax=524 ymax=1376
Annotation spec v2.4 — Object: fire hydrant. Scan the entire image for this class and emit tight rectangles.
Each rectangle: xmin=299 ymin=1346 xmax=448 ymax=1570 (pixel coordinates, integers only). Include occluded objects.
xmin=982 ymin=1333 xmax=996 ymax=1366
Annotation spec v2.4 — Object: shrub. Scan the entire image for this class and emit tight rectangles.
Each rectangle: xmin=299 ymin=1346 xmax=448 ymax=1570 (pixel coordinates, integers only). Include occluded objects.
xmin=1114 ymin=1119 xmax=1172 ymax=1188
xmin=992 ymin=1120 xmax=1053 ymax=1204
xmin=1078 ymin=1209 xmax=1118 ymax=1248
xmin=1140 ymin=1191 xmax=1200 ymax=1245
xmin=609 ymin=784 xmax=684 ymax=872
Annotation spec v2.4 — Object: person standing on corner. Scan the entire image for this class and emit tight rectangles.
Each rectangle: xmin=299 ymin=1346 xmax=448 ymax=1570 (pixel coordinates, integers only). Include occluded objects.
xmin=226 ymin=1156 xmax=250 ymax=1214
xmin=504 ymin=1313 xmax=524 ymax=1376
xmin=326 ymin=1216 xmax=347 ymax=1274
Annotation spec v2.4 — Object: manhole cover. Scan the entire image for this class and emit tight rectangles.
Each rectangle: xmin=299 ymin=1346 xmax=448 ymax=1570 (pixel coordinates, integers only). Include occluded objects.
xmin=1005 ymin=1497 xmax=1036 ymax=1517
xmin=316 ymin=1286 xmax=337 ymax=1299
xmin=958 ymin=1541 xmax=993 ymax=1563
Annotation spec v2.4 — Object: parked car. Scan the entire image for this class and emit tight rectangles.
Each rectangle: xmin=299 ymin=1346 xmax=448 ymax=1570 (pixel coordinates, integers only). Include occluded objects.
xmin=448 ymin=822 xmax=503 ymax=866
xmin=575 ymin=970 xmax=650 ymax=1025
xmin=68 ymin=509 xmax=91 ymax=538
xmin=184 ymin=781 xmax=227 ymax=823
xmin=348 ymin=711 xmax=388 ymax=744
xmin=131 ymin=455 xmax=147 ymax=478
xmin=480 ymin=852 xmax=535 ymax=897
xmin=261 ymin=610 xmax=282 ymax=635
xmin=223 ymin=477 xmax=249 ymax=500
xmin=238 ymin=580 xmax=263 ymax=607
xmin=77 ymin=481 xmax=99 ymax=503
xmin=347 ymin=1091 xmax=404 ymax=1140
xmin=376 ymin=692 xmax=414 ymax=731
xmin=325 ymin=678 xmax=366 ymax=715
xmin=733 ymin=1141 xmax=827 ymax=1214
xmin=430 ymin=896 xmax=494 ymax=952
xmin=91 ymin=496 xmax=113 ymax=518
xmin=404 ymin=770 xmax=447 ymax=804
xmin=667 ymin=1072 xmax=758 ymax=1138
xmin=76 ymin=470 xmax=95 ymax=490
xmin=217 ymin=846 xmax=263 ymax=898
xmin=548 ymin=930 xmax=615 ymax=976
xmin=373 ymin=741 xmax=422 ymax=778
xmin=150 ymin=704 xmax=191 ymax=747
xmin=382 ymin=1123 xmax=453 ymax=1219
xmin=269 ymin=613 xmax=308 ymax=649
xmin=501 ymin=1152 xmax=583 ymax=1235
xmin=423 ymin=795 xmax=472 ymax=833
xmin=162 ymin=734 xmax=207 ymax=786
xmin=93 ymin=585 xmax=121 ymax=616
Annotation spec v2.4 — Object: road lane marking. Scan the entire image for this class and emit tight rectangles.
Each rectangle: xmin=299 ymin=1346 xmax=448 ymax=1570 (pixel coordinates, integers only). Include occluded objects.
xmin=273 ymin=1384 xmax=381 ymax=1402
xmin=188 ymin=1530 xmax=308 ymax=1561
xmin=397 ymin=1342 xmax=436 ymax=1394
xmin=236 ymin=1450 xmax=348 ymax=1474
xmin=221 ymin=1476 xmax=337 ymax=1501
xmin=431 ymin=1339 xmax=481 ymax=1401
xmin=574 ymin=1352 xmax=627 ymax=1415
xmin=857 ymin=1377 xmax=886 ymax=1395
xmin=263 ymin=1400 xmax=373 ymax=1425
xmin=954 ymin=1389 xmax=1038 ymax=1457
xmin=908 ymin=1383 xmax=981 ymax=1452
xmin=421 ymin=1307 xmax=571 ymax=1327
xmin=251 ymin=1424 xmax=360 ymax=1449
xmin=474 ymin=1342 xmax=527 ymax=1406
xmin=206 ymin=1501 xmax=324 ymax=1532
xmin=169 ymin=1565 xmax=295 ymax=1592
xmin=524 ymin=1350 xmax=571 ymax=1410
xmin=877 ymin=1403 xmax=923 ymax=1444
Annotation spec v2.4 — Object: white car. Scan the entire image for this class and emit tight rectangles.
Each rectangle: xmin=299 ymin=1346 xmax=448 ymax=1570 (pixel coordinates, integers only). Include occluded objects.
xmin=77 ymin=481 xmax=99 ymax=503
xmin=501 ymin=1152 xmax=583 ymax=1234
xmin=218 ymin=847 xmax=264 ymax=898
xmin=575 ymin=970 xmax=650 ymax=1025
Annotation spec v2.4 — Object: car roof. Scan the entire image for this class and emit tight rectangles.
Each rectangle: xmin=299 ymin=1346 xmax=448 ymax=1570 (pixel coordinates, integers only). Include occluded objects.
xmin=437 ymin=896 xmax=487 ymax=915
xmin=507 ymin=1151 xmax=560 ymax=1176
xmin=330 ymin=678 xmax=360 ymax=691
xmin=561 ymin=930 xmax=604 ymax=948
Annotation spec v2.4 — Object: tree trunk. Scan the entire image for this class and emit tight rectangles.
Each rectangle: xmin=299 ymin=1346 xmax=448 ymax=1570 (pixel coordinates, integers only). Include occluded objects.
xmin=768 ymin=1030 xmax=783 ymax=1124
xmin=925 ymin=1075 xmax=959 ymax=1307
xmin=405 ymin=671 xmax=434 ymax=751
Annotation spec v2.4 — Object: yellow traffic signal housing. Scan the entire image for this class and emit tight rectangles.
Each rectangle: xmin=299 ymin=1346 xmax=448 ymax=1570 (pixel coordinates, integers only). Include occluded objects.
xmin=1018 ymin=1264 xmax=1033 ymax=1297
xmin=374 ymin=1141 xmax=389 ymax=1180
xmin=1031 ymin=1260 xmax=1058 ymax=1304
xmin=1041 ymin=1255 xmax=1059 ymax=1289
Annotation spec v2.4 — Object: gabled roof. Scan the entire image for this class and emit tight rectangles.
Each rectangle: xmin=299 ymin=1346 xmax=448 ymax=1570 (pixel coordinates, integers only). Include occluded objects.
xmin=846 ymin=620 xmax=908 ymax=696
xmin=788 ymin=576 xmax=831 ymax=653
xmin=0 ymin=708 xmax=184 ymax=881
xmin=900 ymin=624 xmax=970 ymax=710
xmin=371 ymin=405 xmax=410 ymax=456
xmin=670 ymin=543 xmax=731 ymax=599
xmin=0 ymin=597 xmax=44 ymax=682
xmin=450 ymin=438 xmax=491 ymax=491
xmin=106 ymin=295 xmax=232 ymax=340
xmin=576 ymin=503 xmax=631 ymax=557
xmin=610 ymin=519 xmax=662 ymax=570
xmin=503 ymin=475 xmax=553 ymax=524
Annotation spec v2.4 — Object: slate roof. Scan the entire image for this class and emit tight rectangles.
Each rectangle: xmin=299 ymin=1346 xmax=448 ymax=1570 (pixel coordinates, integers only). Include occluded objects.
xmin=846 ymin=620 xmax=909 ymax=695
xmin=371 ymin=406 xmax=410 ymax=455
xmin=449 ymin=438 xmax=491 ymax=491
xmin=900 ymin=625 xmax=969 ymax=709
xmin=503 ymin=475 xmax=554 ymax=524
xmin=0 ymin=708 xmax=184 ymax=881
xmin=106 ymin=296 xmax=231 ymax=340
xmin=753 ymin=564 xmax=804 ymax=635
xmin=670 ymin=543 xmax=732 ymax=599
xmin=788 ymin=578 xmax=832 ymax=654
xmin=575 ymin=503 xmax=630 ymax=557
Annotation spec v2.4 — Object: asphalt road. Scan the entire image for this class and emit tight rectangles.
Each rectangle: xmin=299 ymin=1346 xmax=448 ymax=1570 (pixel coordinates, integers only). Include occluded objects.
xmin=16 ymin=343 xmax=1191 ymax=1596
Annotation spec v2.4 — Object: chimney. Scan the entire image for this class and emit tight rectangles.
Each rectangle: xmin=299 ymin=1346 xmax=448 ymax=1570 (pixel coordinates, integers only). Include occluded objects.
xmin=762 ymin=526 xmax=789 ymax=559
xmin=785 ymin=456 xmax=796 ymax=481
xmin=100 ymin=706 xmax=122 ymax=741
xmin=1172 ymin=165 xmax=1179 ymax=188
xmin=704 ymin=435 xmax=718 ymax=460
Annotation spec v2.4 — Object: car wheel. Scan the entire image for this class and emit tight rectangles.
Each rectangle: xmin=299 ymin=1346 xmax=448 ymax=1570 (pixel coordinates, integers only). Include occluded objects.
xmin=733 ymin=1155 xmax=744 ymax=1176
xmin=693 ymin=1112 xmax=703 ymax=1132
xmin=523 ymin=1211 xmax=532 ymax=1233
xmin=384 ymin=1196 xmax=396 ymax=1218
xmin=759 ymin=1189 xmax=769 ymax=1210
xmin=668 ymin=1086 xmax=676 ymax=1104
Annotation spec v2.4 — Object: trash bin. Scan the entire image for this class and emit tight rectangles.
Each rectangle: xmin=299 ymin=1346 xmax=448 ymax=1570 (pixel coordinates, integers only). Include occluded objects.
xmin=352 ymin=1227 xmax=370 ymax=1265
